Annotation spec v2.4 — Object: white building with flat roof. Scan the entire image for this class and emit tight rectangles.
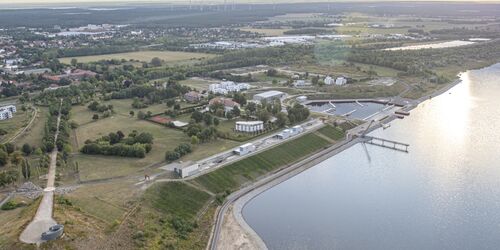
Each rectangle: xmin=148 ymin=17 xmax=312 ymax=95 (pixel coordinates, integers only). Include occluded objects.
xmin=335 ymin=77 xmax=347 ymax=86
xmin=253 ymin=90 xmax=285 ymax=103
xmin=235 ymin=121 xmax=264 ymax=133
xmin=234 ymin=143 xmax=256 ymax=156
xmin=209 ymin=80 xmax=250 ymax=94
xmin=324 ymin=76 xmax=335 ymax=85
xmin=174 ymin=163 xmax=200 ymax=178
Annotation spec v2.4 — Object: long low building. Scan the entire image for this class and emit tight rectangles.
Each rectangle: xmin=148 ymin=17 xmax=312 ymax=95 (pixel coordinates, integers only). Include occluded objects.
xmin=253 ymin=90 xmax=285 ymax=103
xmin=235 ymin=121 xmax=264 ymax=133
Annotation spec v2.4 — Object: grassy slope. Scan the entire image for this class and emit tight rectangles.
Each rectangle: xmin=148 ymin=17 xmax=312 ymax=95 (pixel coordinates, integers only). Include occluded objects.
xmin=316 ymin=125 xmax=346 ymax=141
xmin=144 ymin=182 xmax=211 ymax=220
xmin=192 ymin=132 xmax=330 ymax=194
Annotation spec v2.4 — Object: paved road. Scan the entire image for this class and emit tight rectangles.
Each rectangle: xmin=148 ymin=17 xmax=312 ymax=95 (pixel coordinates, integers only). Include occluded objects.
xmin=20 ymin=100 xmax=62 ymax=244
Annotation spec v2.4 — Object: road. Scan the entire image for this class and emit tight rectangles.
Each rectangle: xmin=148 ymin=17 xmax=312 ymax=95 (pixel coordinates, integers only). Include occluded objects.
xmin=19 ymin=100 xmax=62 ymax=244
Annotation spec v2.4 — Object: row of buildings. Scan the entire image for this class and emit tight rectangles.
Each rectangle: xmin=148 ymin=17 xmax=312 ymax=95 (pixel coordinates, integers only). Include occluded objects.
xmin=324 ymin=76 xmax=348 ymax=86
xmin=0 ymin=105 xmax=17 ymax=120
xmin=208 ymin=80 xmax=250 ymax=95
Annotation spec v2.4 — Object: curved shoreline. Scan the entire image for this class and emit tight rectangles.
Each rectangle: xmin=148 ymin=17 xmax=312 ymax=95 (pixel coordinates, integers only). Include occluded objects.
xmin=225 ymin=77 xmax=464 ymax=249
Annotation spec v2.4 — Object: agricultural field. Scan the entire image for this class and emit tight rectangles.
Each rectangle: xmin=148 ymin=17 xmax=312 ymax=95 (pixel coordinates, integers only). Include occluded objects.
xmin=59 ymin=50 xmax=215 ymax=64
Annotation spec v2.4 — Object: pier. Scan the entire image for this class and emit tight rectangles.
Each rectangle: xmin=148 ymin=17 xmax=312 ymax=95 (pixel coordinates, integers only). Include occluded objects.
xmin=362 ymin=135 xmax=409 ymax=152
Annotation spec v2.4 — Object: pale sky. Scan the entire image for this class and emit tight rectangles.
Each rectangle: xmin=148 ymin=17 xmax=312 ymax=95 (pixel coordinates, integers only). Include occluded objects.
xmin=1 ymin=0 xmax=499 ymax=4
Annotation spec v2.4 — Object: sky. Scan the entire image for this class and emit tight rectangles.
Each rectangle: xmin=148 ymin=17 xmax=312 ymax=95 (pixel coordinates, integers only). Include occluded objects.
xmin=1 ymin=0 xmax=499 ymax=4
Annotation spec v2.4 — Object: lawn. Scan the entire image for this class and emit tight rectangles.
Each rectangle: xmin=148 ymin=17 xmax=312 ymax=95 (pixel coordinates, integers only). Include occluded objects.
xmin=178 ymin=77 xmax=218 ymax=91
xmin=59 ymin=50 xmax=215 ymax=64
xmin=191 ymin=132 xmax=330 ymax=194
xmin=144 ymin=182 xmax=211 ymax=220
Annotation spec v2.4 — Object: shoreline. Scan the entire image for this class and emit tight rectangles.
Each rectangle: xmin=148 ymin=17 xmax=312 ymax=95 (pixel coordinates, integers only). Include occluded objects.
xmin=214 ymin=76 xmax=464 ymax=249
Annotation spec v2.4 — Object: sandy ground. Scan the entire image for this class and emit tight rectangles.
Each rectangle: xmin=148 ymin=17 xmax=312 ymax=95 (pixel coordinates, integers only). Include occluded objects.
xmin=218 ymin=205 xmax=261 ymax=250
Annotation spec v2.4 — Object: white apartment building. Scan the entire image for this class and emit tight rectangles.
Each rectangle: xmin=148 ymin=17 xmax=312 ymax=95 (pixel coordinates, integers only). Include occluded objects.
xmin=0 ymin=105 xmax=16 ymax=120
xmin=208 ymin=80 xmax=250 ymax=94
xmin=235 ymin=121 xmax=264 ymax=133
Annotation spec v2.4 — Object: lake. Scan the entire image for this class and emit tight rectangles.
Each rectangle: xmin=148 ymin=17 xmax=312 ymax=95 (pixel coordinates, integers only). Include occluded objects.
xmin=242 ymin=63 xmax=500 ymax=250
xmin=384 ymin=40 xmax=475 ymax=51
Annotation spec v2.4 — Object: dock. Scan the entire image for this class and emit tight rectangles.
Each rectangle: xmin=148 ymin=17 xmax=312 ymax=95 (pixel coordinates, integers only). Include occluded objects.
xmin=362 ymin=135 xmax=409 ymax=152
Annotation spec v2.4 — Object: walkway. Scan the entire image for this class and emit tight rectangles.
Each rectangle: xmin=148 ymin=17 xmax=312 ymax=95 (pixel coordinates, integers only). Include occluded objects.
xmin=20 ymin=100 xmax=62 ymax=244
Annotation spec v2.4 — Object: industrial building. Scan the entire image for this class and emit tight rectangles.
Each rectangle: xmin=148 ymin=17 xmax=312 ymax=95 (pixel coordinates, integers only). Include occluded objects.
xmin=233 ymin=143 xmax=256 ymax=156
xmin=174 ymin=163 xmax=200 ymax=178
xmin=0 ymin=105 xmax=16 ymax=120
xmin=335 ymin=77 xmax=347 ymax=86
xmin=253 ymin=90 xmax=285 ymax=103
xmin=235 ymin=121 xmax=264 ymax=133
xmin=277 ymin=125 xmax=304 ymax=139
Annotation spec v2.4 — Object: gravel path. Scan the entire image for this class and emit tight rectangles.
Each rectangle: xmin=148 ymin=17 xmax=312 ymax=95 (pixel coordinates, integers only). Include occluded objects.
xmin=20 ymin=100 xmax=62 ymax=244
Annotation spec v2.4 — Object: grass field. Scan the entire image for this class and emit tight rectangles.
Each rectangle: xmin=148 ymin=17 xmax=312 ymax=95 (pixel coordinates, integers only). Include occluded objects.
xmin=60 ymin=50 xmax=215 ymax=64
xmin=0 ymin=106 xmax=31 ymax=144
xmin=317 ymin=125 xmax=346 ymax=141
xmin=192 ymin=132 xmax=330 ymax=194
xmin=70 ymin=98 xmax=239 ymax=181
xmin=14 ymin=107 xmax=48 ymax=148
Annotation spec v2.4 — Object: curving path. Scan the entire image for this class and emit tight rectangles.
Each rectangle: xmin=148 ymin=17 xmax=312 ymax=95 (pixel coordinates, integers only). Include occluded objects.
xmin=20 ymin=100 xmax=62 ymax=244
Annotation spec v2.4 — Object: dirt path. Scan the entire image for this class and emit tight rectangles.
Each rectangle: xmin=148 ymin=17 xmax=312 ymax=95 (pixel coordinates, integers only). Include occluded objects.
xmin=20 ymin=100 xmax=62 ymax=244
xmin=5 ymin=105 xmax=38 ymax=143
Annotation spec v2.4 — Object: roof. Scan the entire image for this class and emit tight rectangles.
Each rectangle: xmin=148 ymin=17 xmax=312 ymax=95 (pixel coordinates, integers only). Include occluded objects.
xmin=236 ymin=121 xmax=263 ymax=126
xmin=254 ymin=90 xmax=285 ymax=98
xmin=209 ymin=97 xmax=240 ymax=107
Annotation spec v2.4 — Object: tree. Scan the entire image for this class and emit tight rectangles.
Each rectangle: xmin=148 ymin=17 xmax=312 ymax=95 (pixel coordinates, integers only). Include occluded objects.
xmin=129 ymin=110 xmax=135 ymax=117
xmin=92 ymin=114 xmax=99 ymax=121
xmin=21 ymin=158 xmax=31 ymax=179
xmin=232 ymin=106 xmax=241 ymax=117
xmin=213 ymin=117 xmax=220 ymax=126
xmin=275 ymin=112 xmax=288 ymax=127
xmin=246 ymin=102 xmax=257 ymax=115
xmin=10 ymin=151 xmax=23 ymax=166
xmin=191 ymin=136 xmax=200 ymax=145
xmin=257 ymin=110 xmax=271 ymax=123
xmin=0 ymin=150 xmax=8 ymax=166
xmin=137 ymin=111 xmax=146 ymax=119
xmin=151 ymin=57 xmax=162 ymax=67
xmin=22 ymin=143 xmax=32 ymax=156
xmin=191 ymin=110 xmax=203 ymax=123
xmin=174 ymin=104 xmax=181 ymax=111
xmin=4 ymin=143 xmax=15 ymax=154
xmin=70 ymin=58 xmax=78 ymax=66
xmin=203 ymin=113 xmax=213 ymax=125
xmin=165 ymin=151 xmax=180 ymax=162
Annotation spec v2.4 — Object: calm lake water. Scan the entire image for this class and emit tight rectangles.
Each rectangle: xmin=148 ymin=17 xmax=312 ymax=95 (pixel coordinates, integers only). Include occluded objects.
xmin=243 ymin=63 xmax=500 ymax=250
xmin=384 ymin=40 xmax=475 ymax=51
